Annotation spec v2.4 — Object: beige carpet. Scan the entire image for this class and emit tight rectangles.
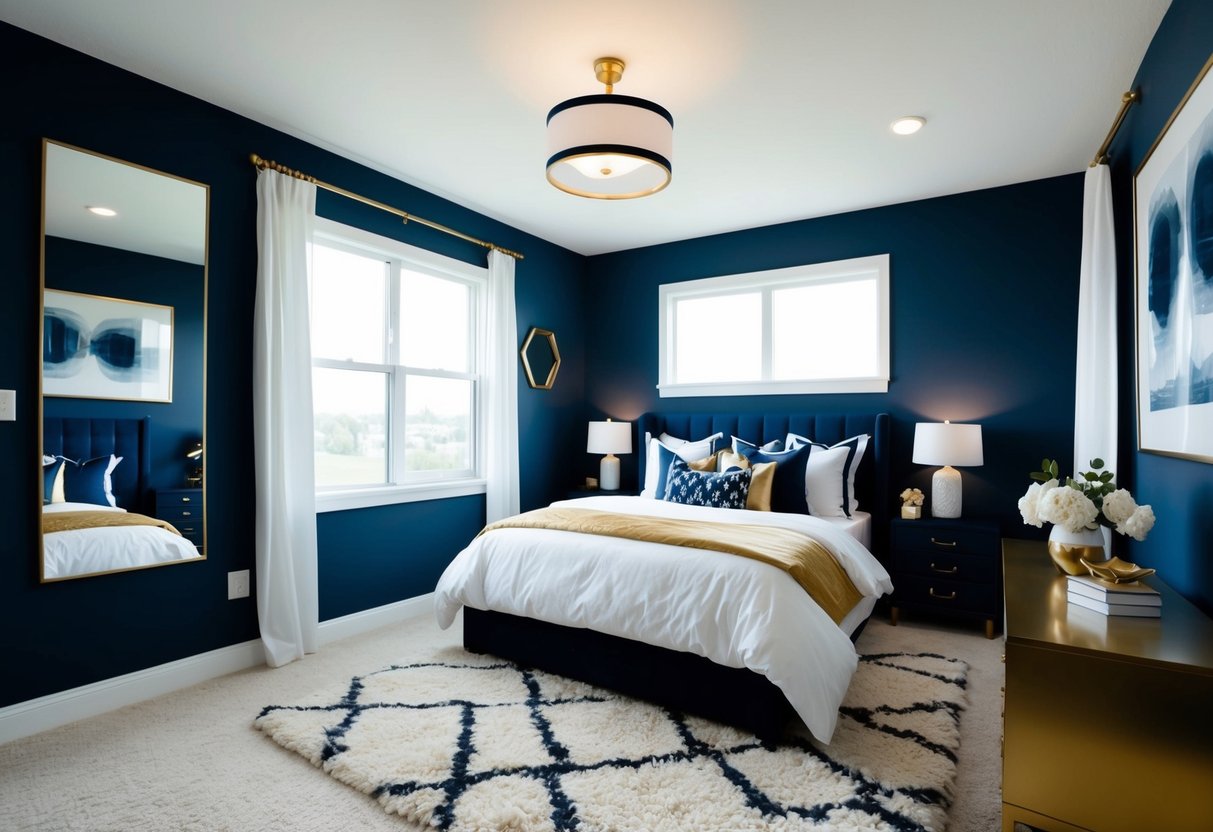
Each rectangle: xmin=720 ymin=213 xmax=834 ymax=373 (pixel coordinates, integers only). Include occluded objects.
xmin=0 ymin=613 xmax=1003 ymax=831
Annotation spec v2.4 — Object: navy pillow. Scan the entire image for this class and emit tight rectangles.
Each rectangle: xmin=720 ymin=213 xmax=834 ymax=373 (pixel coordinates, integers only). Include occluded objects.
xmin=43 ymin=456 xmax=66 ymax=503
xmin=738 ymin=441 xmax=811 ymax=514
xmin=63 ymin=455 xmax=117 ymax=507
xmin=663 ymin=458 xmax=751 ymax=509
xmin=652 ymin=440 xmax=719 ymax=503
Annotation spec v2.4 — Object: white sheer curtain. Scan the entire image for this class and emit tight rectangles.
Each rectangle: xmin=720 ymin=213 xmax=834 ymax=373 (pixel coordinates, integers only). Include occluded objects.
xmin=254 ymin=170 xmax=319 ymax=668
xmin=1075 ymin=163 xmax=1117 ymax=550
xmin=484 ymin=249 xmax=519 ymax=523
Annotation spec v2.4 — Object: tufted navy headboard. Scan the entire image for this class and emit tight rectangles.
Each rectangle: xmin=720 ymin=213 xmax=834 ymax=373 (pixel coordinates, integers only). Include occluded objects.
xmin=43 ymin=416 xmax=151 ymax=513
xmin=637 ymin=411 xmax=891 ymax=562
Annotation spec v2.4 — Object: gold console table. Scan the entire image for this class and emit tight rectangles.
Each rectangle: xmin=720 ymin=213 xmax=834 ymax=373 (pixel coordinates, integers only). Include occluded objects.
xmin=1002 ymin=539 xmax=1213 ymax=832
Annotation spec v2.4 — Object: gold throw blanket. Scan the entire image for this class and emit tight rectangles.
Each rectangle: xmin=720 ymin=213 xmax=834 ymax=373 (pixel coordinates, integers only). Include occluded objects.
xmin=43 ymin=510 xmax=182 ymax=537
xmin=480 ymin=507 xmax=862 ymax=625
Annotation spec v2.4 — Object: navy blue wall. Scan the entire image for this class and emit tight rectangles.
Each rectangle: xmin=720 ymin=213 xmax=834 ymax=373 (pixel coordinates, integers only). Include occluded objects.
xmin=44 ymin=236 xmax=205 ymax=506
xmin=583 ymin=175 xmax=1085 ymax=535
xmin=1107 ymin=0 xmax=1213 ymax=615
xmin=1 ymin=22 xmax=585 ymax=707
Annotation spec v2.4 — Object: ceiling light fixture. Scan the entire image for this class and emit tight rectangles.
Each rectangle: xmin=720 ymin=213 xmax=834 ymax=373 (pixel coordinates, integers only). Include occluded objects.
xmin=86 ymin=205 xmax=118 ymax=217
xmin=546 ymin=57 xmax=673 ymax=199
xmin=891 ymin=116 xmax=926 ymax=136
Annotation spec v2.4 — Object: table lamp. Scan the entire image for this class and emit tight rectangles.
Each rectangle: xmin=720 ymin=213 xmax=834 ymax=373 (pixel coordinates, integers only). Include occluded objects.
xmin=912 ymin=421 xmax=983 ymax=518
xmin=587 ymin=419 xmax=632 ymax=491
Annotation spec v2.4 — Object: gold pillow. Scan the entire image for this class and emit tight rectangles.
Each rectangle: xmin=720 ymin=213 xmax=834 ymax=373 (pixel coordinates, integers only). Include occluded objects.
xmin=687 ymin=452 xmax=719 ymax=472
xmin=746 ymin=461 xmax=776 ymax=511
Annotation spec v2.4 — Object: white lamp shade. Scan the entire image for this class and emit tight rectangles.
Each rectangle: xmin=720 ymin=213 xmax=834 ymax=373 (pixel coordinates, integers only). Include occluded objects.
xmin=587 ymin=420 xmax=632 ymax=455
xmin=547 ymin=95 xmax=673 ymax=199
xmin=912 ymin=422 xmax=983 ymax=467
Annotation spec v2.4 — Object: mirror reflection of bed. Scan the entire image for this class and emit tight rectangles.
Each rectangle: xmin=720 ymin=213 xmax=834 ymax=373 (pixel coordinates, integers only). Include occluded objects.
xmin=41 ymin=416 xmax=202 ymax=580
xmin=39 ymin=140 xmax=208 ymax=582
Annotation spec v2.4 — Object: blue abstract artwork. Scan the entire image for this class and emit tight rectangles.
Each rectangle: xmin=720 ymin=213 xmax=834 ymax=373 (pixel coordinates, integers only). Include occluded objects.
xmin=1136 ymin=58 xmax=1213 ymax=462
xmin=42 ymin=289 xmax=173 ymax=402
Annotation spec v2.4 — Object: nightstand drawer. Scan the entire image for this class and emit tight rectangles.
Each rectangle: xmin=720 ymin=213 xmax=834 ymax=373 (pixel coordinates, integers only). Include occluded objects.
xmin=156 ymin=489 xmax=201 ymax=508
xmin=897 ymin=573 xmax=998 ymax=615
xmin=158 ymin=505 xmax=201 ymax=522
xmin=896 ymin=548 xmax=998 ymax=583
xmin=894 ymin=522 xmax=999 ymax=557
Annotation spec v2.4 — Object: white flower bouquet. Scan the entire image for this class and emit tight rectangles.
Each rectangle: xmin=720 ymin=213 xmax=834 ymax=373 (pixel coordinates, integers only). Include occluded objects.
xmin=900 ymin=487 xmax=925 ymax=507
xmin=1018 ymin=458 xmax=1155 ymax=541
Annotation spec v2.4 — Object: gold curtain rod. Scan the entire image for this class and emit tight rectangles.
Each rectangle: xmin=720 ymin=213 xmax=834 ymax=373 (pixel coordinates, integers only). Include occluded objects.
xmin=249 ymin=154 xmax=524 ymax=260
xmin=1090 ymin=90 xmax=1139 ymax=167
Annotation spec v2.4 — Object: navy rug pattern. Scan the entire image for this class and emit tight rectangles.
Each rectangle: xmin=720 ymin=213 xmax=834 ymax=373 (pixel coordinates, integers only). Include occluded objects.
xmin=255 ymin=648 xmax=967 ymax=831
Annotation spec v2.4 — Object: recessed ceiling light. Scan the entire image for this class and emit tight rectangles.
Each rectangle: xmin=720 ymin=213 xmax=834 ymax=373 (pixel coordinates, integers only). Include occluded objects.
xmin=86 ymin=205 xmax=118 ymax=217
xmin=891 ymin=116 xmax=926 ymax=136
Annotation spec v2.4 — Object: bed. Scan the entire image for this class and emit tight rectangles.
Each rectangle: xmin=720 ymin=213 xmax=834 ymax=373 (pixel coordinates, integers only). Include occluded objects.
xmin=41 ymin=416 xmax=202 ymax=581
xmin=436 ymin=411 xmax=891 ymax=743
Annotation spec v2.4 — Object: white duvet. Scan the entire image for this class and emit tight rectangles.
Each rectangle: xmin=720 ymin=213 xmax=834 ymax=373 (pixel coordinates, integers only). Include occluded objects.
xmin=434 ymin=495 xmax=892 ymax=743
xmin=43 ymin=502 xmax=202 ymax=580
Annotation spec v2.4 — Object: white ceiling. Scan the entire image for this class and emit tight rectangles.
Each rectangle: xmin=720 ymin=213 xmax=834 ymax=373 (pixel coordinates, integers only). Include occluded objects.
xmin=3 ymin=0 xmax=1171 ymax=256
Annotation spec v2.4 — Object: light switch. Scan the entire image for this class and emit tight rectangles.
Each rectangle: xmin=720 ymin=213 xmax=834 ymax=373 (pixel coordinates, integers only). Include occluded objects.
xmin=0 ymin=390 xmax=14 ymax=421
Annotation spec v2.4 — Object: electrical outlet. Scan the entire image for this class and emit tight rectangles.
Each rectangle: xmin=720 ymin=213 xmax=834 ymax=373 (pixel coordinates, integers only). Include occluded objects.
xmin=227 ymin=569 xmax=250 ymax=600
xmin=0 ymin=390 xmax=15 ymax=421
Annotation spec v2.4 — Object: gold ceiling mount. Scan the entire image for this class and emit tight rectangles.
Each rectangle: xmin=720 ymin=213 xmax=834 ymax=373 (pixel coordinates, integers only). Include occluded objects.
xmin=594 ymin=57 xmax=625 ymax=93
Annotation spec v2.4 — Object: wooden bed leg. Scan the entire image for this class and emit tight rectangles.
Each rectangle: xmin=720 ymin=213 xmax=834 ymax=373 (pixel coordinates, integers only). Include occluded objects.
xmin=985 ymin=618 xmax=995 ymax=639
xmin=890 ymin=606 xmax=899 ymax=626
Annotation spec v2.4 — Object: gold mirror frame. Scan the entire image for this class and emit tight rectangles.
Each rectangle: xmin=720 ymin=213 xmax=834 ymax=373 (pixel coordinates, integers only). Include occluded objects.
xmin=520 ymin=326 xmax=561 ymax=390
xmin=39 ymin=139 xmax=209 ymax=582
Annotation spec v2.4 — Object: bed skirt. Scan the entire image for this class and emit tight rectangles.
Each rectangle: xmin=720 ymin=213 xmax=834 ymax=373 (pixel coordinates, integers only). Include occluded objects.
xmin=463 ymin=607 xmax=798 ymax=740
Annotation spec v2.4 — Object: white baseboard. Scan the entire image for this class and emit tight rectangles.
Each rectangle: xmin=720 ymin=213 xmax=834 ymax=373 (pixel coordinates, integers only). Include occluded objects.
xmin=0 ymin=592 xmax=434 ymax=746
xmin=317 ymin=592 xmax=434 ymax=645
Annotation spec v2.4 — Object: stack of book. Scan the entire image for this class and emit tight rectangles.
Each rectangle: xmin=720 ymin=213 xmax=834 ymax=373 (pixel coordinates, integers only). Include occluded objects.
xmin=1066 ymin=574 xmax=1161 ymax=617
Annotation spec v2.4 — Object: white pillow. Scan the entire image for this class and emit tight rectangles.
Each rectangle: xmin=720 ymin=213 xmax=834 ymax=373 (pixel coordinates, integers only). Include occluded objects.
xmin=641 ymin=431 xmax=723 ymax=498
xmin=51 ymin=458 xmax=67 ymax=504
xmin=103 ymin=454 xmax=124 ymax=507
xmin=788 ymin=432 xmax=870 ymax=516
xmin=803 ymin=445 xmax=850 ymax=517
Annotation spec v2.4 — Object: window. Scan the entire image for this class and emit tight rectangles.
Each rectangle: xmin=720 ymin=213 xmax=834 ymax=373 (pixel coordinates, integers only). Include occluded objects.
xmin=658 ymin=254 xmax=889 ymax=397
xmin=310 ymin=218 xmax=486 ymax=511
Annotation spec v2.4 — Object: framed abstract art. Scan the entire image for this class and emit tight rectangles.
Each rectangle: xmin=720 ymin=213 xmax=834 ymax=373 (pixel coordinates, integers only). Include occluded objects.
xmin=43 ymin=288 xmax=174 ymax=403
xmin=1135 ymin=53 xmax=1213 ymax=463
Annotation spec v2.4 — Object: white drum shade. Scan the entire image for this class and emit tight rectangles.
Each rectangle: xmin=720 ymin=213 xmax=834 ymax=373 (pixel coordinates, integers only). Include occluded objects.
xmin=912 ymin=422 xmax=984 ymax=467
xmin=547 ymin=94 xmax=673 ymax=199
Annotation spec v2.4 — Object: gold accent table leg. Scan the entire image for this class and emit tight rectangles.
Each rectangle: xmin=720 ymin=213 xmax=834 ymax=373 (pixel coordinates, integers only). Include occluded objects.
xmin=985 ymin=618 xmax=995 ymax=639
xmin=890 ymin=606 xmax=899 ymax=626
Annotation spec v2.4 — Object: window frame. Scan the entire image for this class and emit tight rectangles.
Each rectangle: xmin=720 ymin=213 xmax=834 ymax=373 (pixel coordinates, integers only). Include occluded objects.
xmin=311 ymin=217 xmax=487 ymax=512
xmin=657 ymin=254 xmax=890 ymax=398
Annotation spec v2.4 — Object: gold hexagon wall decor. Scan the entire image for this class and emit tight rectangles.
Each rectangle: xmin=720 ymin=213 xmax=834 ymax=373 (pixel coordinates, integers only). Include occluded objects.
xmin=520 ymin=326 xmax=561 ymax=390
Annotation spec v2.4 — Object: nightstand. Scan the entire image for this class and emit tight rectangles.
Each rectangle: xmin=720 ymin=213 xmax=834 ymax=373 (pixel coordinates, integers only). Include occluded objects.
xmin=154 ymin=488 xmax=204 ymax=552
xmin=889 ymin=516 xmax=1000 ymax=638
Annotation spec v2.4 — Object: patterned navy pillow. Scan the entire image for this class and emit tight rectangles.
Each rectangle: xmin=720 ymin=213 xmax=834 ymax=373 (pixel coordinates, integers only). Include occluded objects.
xmin=663 ymin=458 xmax=751 ymax=509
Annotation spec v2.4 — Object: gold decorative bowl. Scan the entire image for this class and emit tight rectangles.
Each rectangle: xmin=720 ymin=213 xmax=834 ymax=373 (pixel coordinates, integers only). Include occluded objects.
xmin=1080 ymin=556 xmax=1155 ymax=584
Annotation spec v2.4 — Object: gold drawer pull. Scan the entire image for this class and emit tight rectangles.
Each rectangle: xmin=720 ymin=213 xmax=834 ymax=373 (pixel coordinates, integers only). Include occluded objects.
xmin=930 ymin=537 xmax=958 ymax=548
xmin=930 ymin=563 xmax=958 ymax=575
xmin=929 ymin=587 xmax=957 ymax=600
xmin=181 ymin=511 xmax=191 ymax=517
xmin=182 ymin=497 xmax=191 ymax=503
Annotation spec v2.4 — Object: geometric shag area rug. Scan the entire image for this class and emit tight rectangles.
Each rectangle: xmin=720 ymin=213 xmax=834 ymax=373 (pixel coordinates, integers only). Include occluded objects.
xmin=255 ymin=647 xmax=968 ymax=832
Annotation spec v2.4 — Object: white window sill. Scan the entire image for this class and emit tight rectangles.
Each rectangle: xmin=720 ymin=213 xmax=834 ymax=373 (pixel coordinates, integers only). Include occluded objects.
xmin=316 ymin=479 xmax=487 ymax=513
xmin=658 ymin=378 xmax=889 ymax=398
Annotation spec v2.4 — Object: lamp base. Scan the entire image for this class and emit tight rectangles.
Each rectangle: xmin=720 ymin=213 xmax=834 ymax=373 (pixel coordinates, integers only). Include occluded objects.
xmin=599 ymin=454 xmax=621 ymax=491
xmin=931 ymin=466 xmax=962 ymax=518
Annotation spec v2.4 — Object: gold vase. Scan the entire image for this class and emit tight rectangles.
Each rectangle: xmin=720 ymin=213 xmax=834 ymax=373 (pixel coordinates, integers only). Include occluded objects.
xmin=1047 ymin=526 xmax=1107 ymax=575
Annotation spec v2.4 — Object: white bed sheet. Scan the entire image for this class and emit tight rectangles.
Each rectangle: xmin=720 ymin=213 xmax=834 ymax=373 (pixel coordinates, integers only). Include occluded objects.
xmin=43 ymin=502 xmax=202 ymax=580
xmin=434 ymin=495 xmax=892 ymax=743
